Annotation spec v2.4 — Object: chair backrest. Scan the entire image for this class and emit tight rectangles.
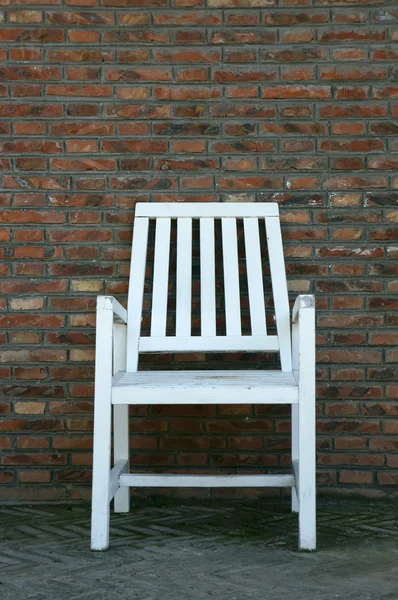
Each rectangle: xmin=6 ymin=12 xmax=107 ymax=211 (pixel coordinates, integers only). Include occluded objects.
xmin=126 ymin=203 xmax=292 ymax=373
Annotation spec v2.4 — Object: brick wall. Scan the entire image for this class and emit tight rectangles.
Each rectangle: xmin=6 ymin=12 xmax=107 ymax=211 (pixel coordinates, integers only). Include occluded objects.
xmin=0 ymin=0 xmax=397 ymax=502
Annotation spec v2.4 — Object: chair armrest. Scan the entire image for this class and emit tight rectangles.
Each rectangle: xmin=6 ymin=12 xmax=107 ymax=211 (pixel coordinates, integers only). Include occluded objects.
xmin=97 ymin=296 xmax=127 ymax=324
xmin=292 ymin=294 xmax=315 ymax=324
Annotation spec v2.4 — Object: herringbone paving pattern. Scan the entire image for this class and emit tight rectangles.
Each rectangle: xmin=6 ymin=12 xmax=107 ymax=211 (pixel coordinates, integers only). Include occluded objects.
xmin=1 ymin=498 xmax=398 ymax=599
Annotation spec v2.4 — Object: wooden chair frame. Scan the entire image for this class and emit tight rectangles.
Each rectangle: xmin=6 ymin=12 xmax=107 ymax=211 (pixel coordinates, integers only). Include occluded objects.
xmin=91 ymin=203 xmax=316 ymax=551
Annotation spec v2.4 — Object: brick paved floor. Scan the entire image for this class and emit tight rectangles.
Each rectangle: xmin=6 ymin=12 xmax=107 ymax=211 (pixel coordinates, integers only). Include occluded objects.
xmin=1 ymin=497 xmax=398 ymax=599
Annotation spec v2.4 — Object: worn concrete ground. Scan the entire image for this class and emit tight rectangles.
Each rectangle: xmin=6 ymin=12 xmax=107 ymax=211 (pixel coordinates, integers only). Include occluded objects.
xmin=0 ymin=497 xmax=398 ymax=599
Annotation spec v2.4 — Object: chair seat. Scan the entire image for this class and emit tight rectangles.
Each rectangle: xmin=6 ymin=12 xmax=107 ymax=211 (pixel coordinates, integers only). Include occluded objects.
xmin=112 ymin=370 xmax=299 ymax=405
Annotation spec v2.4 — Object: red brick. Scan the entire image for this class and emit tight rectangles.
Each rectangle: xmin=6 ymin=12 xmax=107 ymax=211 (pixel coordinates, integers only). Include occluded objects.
xmin=0 ymin=29 xmax=64 ymax=42
xmin=118 ymin=12 xmax=150 ymax=25
xmin=19 ymin=471 xmax=51 ymax=483
xmin=282 ymin=140 xmax=315 ymax=152
xmin=175 ymin=30 xmax=205 ymax=43
xmin=155 ymin=12 xmax=221 ymax=26
xmin=224 ymin=50 xmax=257 ymax=62
xmin=51 ymin=158 xmax=116 ymax=171
xmin=339 ymin=471 xmax=374 ymax=484
xmin=9 ymin=83 xmax=42 ymax=96
xmin=66 ymin=141 xmax=98 ymax=154
xmin=4 ymin=175 xmax=70 ymax=190
xmin=263 ymin=85 xmax=330 ymax=99
xmin=317 ymin=350 xmax=382 ymax=364
xmin=333 ymin=49 xmax=367 ymax=61
xmin=3 ymin=454 xmax=66 ymax=466
xmin=335 ymin=437 xmax=366 ymax=450
xmin=0 ymin=66 xmax=60 ymax=81
xmin=321 ymin=139 xmax=384 ymax=153
xmin=103 ymin=30 xmax=168 ymax=44
xmin=9 ymin=11 xmax=43 ymax=23
xmin=0 ymin=140 xmax=62 ymax=154
xmin=332 ymin=10 xmax=367 ymax=24
xmin=320 ymin=104 xmax=386 ymax=118
xmin=48 ymin=49 xmax=113 ymax=63
xmin=103 ymin=140 xmax=167 ymax=154
xmin=372 ymin=49 xmax=398 ymax=61
xmin=335 ymin=85 xmax=369 ymax=100
xmin=281 ymin=29 xmax=314 ymax=43
xmin=14 ymin=367 xmax=46 ymax=380
xmin=264 ymin=47 xmax=325 ymax=62
xmin=331 ymin=264 xmax=365 ymax=276
xmin=66 ymin=66 xmax=101 ymax=81
xmin=323 ymin=454 xmax=384 ymax=467
xmin=281 ymin=66 xmax=315 ymax=81
xmin=319 ymin=29 xmax=385 ymax=43
xmin=172 ymin=141 xmax=206 ymax=154
xmin=378 ymin=473 xmax=398 ymax=486
xmin=47 ymin=85 xmax=112 ymax=97
xmin=323 ymin=176 xmax=387 ymax=190
xmin=217 ymin=176 xmax=282 ymax=189
xmin=0 ymin=210 xmax=64 ymax=224
xmin=17 ymin=435 xmax=48 ymax=448
xmin=373 ymin=86 xmax=398 ymax=99
xmin=211 ymin=30 xmax=276 ymax=44
xmin=331 ymin=122 xmax=366 ymax=135
xmin=215 ymin=68 xmax=277 ymax=83
xmin=320 ymin=66 xmax=387 ymax=80
xmin=14 ymin=122 xmax=47 ymax=136
xmin=48 ymin=11 xmax=113 ymax=25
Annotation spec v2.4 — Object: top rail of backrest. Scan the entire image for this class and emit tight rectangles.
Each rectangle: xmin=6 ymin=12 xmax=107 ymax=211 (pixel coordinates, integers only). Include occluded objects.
xmin=135 ymin=203 xmax=280 ymax=219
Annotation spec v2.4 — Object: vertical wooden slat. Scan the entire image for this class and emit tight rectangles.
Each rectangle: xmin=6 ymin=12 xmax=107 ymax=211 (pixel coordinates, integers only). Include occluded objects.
xmin=221 ymin=218 xmax=241 ymax=336
xmin=200 ymin=218 xmax=216 ymax=336
xmin=126 ymin=217 xmax=149 ymax=372
xmin=151 ymin=218 xmax=171 ymax=337
xmin=265 ymin=216 xmax=292 ymax=372
xmin=243 ymin=218 xmax=267 ymax=336
xmin=176 ymin=218 xmax=192 ymax=336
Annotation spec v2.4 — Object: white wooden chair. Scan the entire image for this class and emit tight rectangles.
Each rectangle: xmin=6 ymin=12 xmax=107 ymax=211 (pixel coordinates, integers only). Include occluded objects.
xmin=90 ymin=203 xmax=316 ymax=551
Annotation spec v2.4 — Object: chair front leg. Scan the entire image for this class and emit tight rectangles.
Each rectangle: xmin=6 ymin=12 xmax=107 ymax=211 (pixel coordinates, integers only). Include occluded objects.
xmin=291 ymin=405 xmax=299 ymax=514
xmin=292 ymin=295 xmax=316 ymax=551
xmin=91 ymin=300 xmax=114 ymax=551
